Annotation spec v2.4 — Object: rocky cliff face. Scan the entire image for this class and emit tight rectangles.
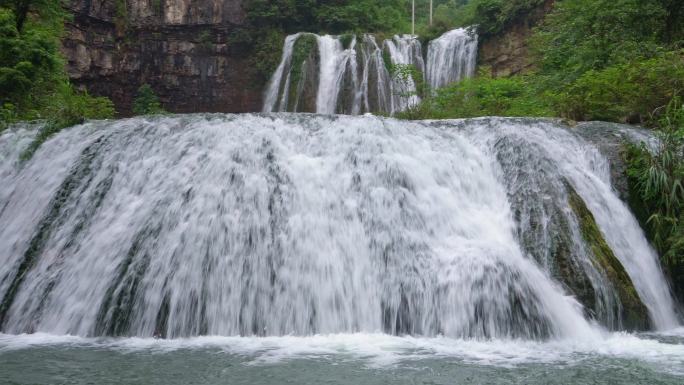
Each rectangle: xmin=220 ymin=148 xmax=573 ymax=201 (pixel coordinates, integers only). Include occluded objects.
xmin=478 ymin=0 xmax=554 ymax=77
xmin=63 ymin=0 xmax=265 ymax=115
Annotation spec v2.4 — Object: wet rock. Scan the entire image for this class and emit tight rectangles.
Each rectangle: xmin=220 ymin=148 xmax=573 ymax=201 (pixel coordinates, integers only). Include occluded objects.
xmin=62 ymin=0 xmax=262 ymax=116
xmin=567 ymin=186 xmax=650 ymax=330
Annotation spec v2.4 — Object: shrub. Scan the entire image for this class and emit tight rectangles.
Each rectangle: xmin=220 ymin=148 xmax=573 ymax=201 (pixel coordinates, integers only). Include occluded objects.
xmin=419 ymin=69 xmax=552 ymax=119
xmin=449 ymin=0 xmax=546 ymax=38
xmin=554 ymin=53 xmax=684 ymax=123
xmin=19 ymin=81 xmax=114 ymax=160
xmin=533 ymin=0 xmax=671 ymax=84
xmin=626 ymin=97 xmax=684 ymax=265
xmin=132 ymin=84 xmax=165 ymax=115
xmin=0 ymin=4 xmax=116 ymax=135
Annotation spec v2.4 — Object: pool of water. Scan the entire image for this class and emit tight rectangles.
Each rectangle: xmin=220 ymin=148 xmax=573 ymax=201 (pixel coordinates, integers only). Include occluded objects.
xmin=1 ymin=330 xmax=683 ymax=384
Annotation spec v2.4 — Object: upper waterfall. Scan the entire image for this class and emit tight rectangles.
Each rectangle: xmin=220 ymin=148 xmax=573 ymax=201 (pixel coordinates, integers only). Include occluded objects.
xmin=426 ymin=28 xmax=478 ymax=90
xmin=263 ymin=28 xmax=478 ymax=115
xmin=0 ymin=114 xmax=678 ymax=339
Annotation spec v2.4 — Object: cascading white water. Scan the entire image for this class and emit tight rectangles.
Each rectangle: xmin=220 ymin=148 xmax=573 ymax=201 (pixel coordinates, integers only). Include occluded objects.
xmin=262 ymin=34 xmax=301 ymax=113
xmin=0 ymin=115 xmax=678 ymax=339
xmin=315 ymin=35 xmax=355 ymax=114
xmin=383 ymin=35 xmax=425 ymax=114
xmin=263 ymin=28 xmax=479 ymax=115
xmin=426 ymin=28 xmax=478 ymax=90
xmin=495 ymin=123 xmax=679 ymax=329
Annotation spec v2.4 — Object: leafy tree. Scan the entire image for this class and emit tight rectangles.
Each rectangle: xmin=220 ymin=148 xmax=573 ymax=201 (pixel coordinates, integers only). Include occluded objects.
xmin=132 ymin=84 xmax=165 ymax=115
xmin=426 ymin=69 xmax=551 ymax=118
xmin=553 ymin=52 xmax=684 ymax=123
xmin=437 ymin=0 xmax=546 ymax=39
xmin=533 ymin=0 xmax=670 ymax=84
xmin=0 ymin=1 xmax=114 ymax=140
xmin=659 ymin=0 xmax=684 ymax=43
xmin=0 ymin=9 xmax=58 ymax=109
xmin=245 ymin=0 xmax=410 ymax=34
xmin=0 ymin=0 xmax=64 ymax=32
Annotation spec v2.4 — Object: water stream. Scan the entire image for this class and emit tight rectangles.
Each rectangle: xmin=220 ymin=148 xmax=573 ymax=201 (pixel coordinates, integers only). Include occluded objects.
xmin=0 ymin=114 xmax=681 ymax=383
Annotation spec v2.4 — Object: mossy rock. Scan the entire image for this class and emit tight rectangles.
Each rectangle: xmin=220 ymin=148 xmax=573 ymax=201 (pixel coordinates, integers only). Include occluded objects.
xmin=286 ymin=34 xmax=319 ymax=112
xmin=567 ymin=185 xmax=650 ymax=330
xmin=381 ymin=45 xmax=393 ymax=74
xmin=339 ymin=34 xmax=355 ymax=50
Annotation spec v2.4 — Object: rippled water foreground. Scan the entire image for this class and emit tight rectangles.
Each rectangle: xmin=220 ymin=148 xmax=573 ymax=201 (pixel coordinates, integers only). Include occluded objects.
xmin=1 ymin=331 xmax=684 ymax=384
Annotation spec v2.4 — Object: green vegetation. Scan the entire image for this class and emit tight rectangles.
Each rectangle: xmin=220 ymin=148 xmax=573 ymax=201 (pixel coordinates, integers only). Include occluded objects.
xmin=286 ymin=34 xmax=318 ymax=110
xmin=0 ymin=1 xmax=114 ymax=148
xmin=245 ymin=0 xmax=411 ymax=35
xmin=625 ymin=98 xmax=684 ymax=287
xmin=408 ymin=0 xmax=684 ymax=123
xmin=553 ymin=54 xmax=684 ymax=122
xmin=452 ymin=0 xmax=546 ymax=38
xmin=132 ymin=84 xmax=165 ymax=115
xmin=398 ymin=0 xmax=684 ymax=281
xmin=114 ymin=0 xmax=129 ymax=33
xmin=390 ymin=63 xmax=427 ymax=119
xmin=401 ymin=68 xmax=552 ymax=119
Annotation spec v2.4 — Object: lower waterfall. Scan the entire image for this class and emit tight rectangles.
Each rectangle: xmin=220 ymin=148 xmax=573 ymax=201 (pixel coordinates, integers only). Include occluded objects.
xmin=0 ymin=114 xmax=678 ymax=339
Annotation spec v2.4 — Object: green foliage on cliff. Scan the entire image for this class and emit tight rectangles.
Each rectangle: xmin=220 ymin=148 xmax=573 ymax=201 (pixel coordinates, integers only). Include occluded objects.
xmin=245 ymin=0 xmax=411 ymax=35
xmin=454 ymin=0 xmax=547 ymax=38
xmin=624 ymin=97 xmax=684 ymax=299
xmin=405 ymin=69 xmax=552 ymax=119
xmin=552 ymin=53 xmax=684 ymax=122
xmin=133 ymin=84 xmax=165 ymax=115
xmin=0 ymin=3 xmax=114 ymax=134
xmin=534 ymin=0 xmax=668 ymax=82
xmin=409 ymin=0 xmax=684 ymax=125
xmin=0 ymin=0 xmax=64 ymax=32
xmin=626 ymin=98 xmax=684 ymax=261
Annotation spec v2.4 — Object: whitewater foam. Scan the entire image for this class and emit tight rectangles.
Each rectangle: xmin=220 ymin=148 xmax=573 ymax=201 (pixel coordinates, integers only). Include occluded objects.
xmin=1 ymin=331 xmax=683 ymax=374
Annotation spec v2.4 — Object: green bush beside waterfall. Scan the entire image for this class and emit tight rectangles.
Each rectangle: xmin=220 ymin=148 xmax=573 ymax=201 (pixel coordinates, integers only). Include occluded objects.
xmin=0 ymin=2 xmax=114 ymax=132
xmin=625 ymin=98 xmax=684 ymax=301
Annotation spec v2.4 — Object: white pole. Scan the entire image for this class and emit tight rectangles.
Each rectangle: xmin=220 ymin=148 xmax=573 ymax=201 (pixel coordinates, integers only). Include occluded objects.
xmin=412 ymin=0 xmax=415 ymax=35
xmin=430 ymin=0 xmax=433 ymax=26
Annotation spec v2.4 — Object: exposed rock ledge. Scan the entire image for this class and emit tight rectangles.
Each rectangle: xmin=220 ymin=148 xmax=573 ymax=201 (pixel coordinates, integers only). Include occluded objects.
xmin=478 ymin=0 xmax=554 ymax=77
xmin=62 ymin=0 xmax=264 ymax=116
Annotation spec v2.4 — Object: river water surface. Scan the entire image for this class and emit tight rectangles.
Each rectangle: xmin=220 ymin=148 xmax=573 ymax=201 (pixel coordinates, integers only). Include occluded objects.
xmin=2 ymin=330 xmax=684 ymax=384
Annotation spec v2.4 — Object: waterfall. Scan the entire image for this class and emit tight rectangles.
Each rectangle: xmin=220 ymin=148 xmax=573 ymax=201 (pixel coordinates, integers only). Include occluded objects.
xmin=315 ymin=35 xmax=356 ymax=114
xmin=426 ymin=28 xmax=478 ymax=90
xmin=0 ymin=115 xmax=678 ymax=339
xmin=262 ymin=34 xmax=301 ymax=113
xmin=358 ymin=35 xmax=393 ymax=114
xmin=383 ymin=35 xmax=425 ymax=114
xmin=263 ymin=28 xmax=479 ymax=115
